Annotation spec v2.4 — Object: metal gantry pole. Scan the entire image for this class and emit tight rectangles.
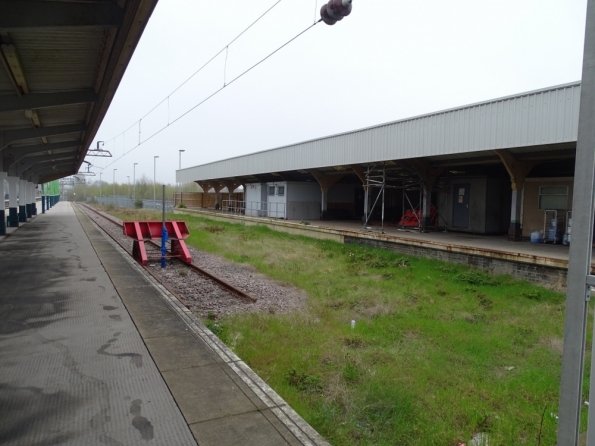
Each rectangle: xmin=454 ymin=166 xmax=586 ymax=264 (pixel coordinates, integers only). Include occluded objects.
xmin=153 ymin=156 xmax=159 ymax=210
xmin=179 ymin=150 xmax=185 ymax=205
xmin=558 ymin=0 xmax=595 ymax=443
xmin=133 ymin=162 xmax=138 ymax=201
xmin=112 ymin=169 xmax=117 ymax=205
xmin=363 ymin=175 xmax=369 ymax=228
xmin=381 ymin=168 xmax=385 ymax=232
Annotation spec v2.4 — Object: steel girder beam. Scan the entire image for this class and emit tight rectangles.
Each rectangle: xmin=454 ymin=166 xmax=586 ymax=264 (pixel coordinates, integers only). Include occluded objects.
xmin=4 ymin=151 xmax=75 ymax=176
xmin=0 ymin=123 xmax=87 ymax=150
xmin=350 ymin=165 xmax=367 ymax=184
xmin=16 ymin=152 xmax=78 ymax=175
xmin=4 ymin=141 xmax=81 ymax=165
xmin=493 ymin=149 xmax=535 ymax=191
xmin=23 ymin=161 xmax=76 ymax=180
xmin=0 ymin=90 xmax=98 ymax=113
xmin=0 ymin=1 xmax=124 ymax=30
xmin=40 ymin=169 xmax=77 ymax=184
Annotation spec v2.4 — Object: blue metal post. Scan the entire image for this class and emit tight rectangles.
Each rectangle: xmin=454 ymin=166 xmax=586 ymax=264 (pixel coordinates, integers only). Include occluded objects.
xmin=161 ymin=226 xmax=168 ymax=268
xmin=161 ymin=185 xmax=167 ymax=268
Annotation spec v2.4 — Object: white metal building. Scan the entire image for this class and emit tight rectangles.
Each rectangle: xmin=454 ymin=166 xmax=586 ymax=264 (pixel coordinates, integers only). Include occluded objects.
xmin=178 ymin=81 xmax=581 ymax=240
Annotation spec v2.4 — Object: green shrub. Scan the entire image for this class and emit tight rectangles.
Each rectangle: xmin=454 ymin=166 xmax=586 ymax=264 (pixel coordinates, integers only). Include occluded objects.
xmin=178 ymin=202 xmax=187 ymax=208
xmin=521 ymin=289 xmax=542 ymax=300
xmin=456 ymin=270 xmax=498 ymax=286
xmin=205 ymin=319 xmax=223 ymax=337
xmin=286 ymin=369 xmax=323 ymax=393
xmin=134 ymin=199 xmax=143 ymax=209
xmin=204 ymin=225 xmax=225 ymax=233
xmin=343 ymin=362 xmax=362 ymax=383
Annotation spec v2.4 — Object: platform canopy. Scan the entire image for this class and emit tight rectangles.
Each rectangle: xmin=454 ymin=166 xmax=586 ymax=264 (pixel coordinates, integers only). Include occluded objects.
xmin=178 ymin=82 xmax=581 ymax=189
xmin=0 ymin=0 xmax=158 ymax=184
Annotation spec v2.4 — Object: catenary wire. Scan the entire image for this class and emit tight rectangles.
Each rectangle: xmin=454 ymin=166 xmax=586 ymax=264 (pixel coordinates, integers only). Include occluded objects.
xmin=117 ymin=0 xmax=285 ymax=126
xmin=99 ymin=19 xmax=321 ymax=171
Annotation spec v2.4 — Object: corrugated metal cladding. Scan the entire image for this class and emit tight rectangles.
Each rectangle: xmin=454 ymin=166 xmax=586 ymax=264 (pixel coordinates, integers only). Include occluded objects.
xmin=0 ymin=110 xmax=29 ymax=129
xmin=9 ymin=29 xmax=105 ymax=91
xmin=0 ymin=104 xmax=87 ymax=139
xmin=37 ymin=104 xmax=88 ymax=127
xmin=0 ymin=72 xmax=14 ymax=94
xmin=178 ymin=82 xmax=581 ymax=183
xmin=46 ymin=135 xmax=84 ymax=145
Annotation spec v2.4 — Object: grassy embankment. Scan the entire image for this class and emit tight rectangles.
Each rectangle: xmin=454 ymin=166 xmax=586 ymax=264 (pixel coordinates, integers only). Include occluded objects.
xmin=106 ymin=207 xmax=589 ymax=445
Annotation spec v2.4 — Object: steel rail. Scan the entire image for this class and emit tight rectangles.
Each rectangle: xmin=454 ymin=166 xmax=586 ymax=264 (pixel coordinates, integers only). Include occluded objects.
xmin=77 ymin=203 xmax=257 ymax=303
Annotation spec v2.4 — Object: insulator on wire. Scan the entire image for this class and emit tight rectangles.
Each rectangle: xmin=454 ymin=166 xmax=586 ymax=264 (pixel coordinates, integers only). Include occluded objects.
xmin=320 ymin=0 xmax=352 ymax=26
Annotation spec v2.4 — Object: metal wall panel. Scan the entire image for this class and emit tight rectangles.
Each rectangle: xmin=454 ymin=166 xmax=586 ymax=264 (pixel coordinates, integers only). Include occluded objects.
xmin=178 ymin=82 xmax=581 ymax=183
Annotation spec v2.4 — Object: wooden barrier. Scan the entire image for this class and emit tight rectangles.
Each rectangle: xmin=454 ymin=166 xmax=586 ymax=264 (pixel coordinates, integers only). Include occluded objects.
xmin=173 ymin=192 xmax=243 ymax=208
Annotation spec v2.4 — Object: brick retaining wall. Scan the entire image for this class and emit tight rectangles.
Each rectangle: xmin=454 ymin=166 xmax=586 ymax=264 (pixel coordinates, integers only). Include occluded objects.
xmin=344 ymin=236 xmax=567 ymax=289
xmin=175 ymin=208 xmax=568 ymax=289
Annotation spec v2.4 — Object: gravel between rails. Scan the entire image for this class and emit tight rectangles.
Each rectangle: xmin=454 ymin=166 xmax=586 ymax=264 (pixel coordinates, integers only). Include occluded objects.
xmin=79 ymin=205 xmax=307 ymax=319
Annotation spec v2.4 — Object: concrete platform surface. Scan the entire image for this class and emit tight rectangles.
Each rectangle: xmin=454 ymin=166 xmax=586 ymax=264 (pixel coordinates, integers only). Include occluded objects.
xmin=0 ymin=202 xmax=329 ymax=446
xmin=0 ymin=202 xmax=197 ymax=446
xmin=305 ymin=220 xmax=588 ymax=262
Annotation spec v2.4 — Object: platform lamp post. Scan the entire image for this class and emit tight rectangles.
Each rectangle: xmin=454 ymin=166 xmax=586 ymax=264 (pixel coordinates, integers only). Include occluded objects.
xmin=153 ymin=156 xmax=159 ymax=210
xmin=113 ymin=169 xmax=117 ymax=206
xmin=133 ymin=163 xmax=138 ymax=201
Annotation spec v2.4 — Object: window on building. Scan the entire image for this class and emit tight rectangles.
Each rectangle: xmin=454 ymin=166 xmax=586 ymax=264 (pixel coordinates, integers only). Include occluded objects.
xmin=277 ymin=185 xmax=285 ymax=196
xmin=539 ymin=186 xmax=568 ymax=210
xmin=268 ymin=185 xmax=275 ymax=196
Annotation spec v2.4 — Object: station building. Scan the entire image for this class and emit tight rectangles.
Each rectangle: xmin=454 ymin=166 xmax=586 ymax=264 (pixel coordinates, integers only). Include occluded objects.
xmin=177 ymin=81 xmax=580 ymax=241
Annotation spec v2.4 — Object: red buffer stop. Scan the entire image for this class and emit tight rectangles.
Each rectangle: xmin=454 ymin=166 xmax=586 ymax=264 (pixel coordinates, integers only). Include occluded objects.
xmin=123 ymin=221 xmax=192 ymax=266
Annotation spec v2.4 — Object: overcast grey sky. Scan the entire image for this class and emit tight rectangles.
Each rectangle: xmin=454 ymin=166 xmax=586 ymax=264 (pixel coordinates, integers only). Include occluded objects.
xmin=90 ymin=0 xmax=588 ymax=185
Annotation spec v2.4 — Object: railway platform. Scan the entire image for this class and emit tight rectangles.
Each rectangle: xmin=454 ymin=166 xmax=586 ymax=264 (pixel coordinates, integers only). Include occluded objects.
xmin=0 ymin=202 xmax=328 ymax=446
xmin=176 ymin=207 xmax=593 ymax=287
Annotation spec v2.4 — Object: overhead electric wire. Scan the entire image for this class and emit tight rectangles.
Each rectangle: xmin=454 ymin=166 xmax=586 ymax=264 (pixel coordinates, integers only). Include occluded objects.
xmin=112 ymin=0 xmax=285 ymax=128
xmin=100 ymin=19 xmax=321 ymax=171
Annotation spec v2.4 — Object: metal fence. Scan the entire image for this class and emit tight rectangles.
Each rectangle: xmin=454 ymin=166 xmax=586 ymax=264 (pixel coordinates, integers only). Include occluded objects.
xmin=222 ymin=200 xmax=286 ymax=219
xmin=94 ymin=196 xmax=174 ymax=212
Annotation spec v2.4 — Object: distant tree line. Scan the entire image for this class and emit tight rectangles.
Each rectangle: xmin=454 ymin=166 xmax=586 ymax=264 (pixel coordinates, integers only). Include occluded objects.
xmin=65 ymin=174 xmax=200 ymax=202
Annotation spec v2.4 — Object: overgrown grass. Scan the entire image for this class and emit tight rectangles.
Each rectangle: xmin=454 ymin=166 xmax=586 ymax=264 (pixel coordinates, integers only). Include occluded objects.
xmin=98 ymin=205 xmax=164 ymax=222
xmin=102 ymin=208 xmax=590 ymax=445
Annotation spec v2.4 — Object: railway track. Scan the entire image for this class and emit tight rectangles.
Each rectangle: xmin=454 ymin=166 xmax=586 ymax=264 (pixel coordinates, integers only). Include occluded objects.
xmin=76 ymin=203 xmax=257 ymax=305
